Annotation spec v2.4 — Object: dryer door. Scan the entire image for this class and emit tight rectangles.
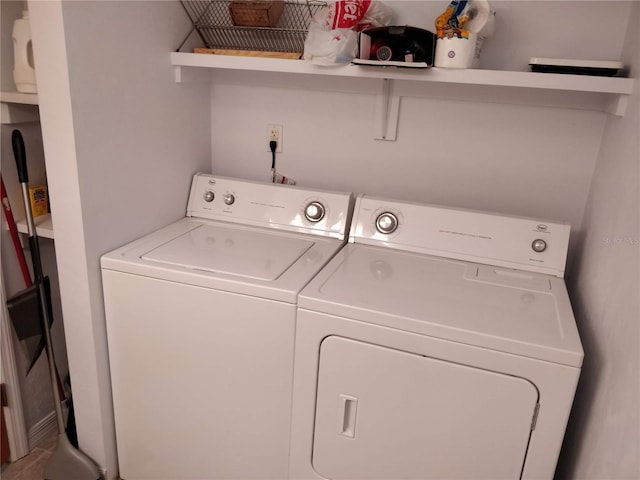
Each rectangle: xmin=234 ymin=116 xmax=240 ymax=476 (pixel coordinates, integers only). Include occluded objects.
xmin=312 ymin=336 xmax=538 ymax=479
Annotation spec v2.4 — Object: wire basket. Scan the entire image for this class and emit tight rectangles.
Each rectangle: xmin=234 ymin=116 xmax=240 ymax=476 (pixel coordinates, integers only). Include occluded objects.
xmin=178 ymin=0 xmax=327 ymax=54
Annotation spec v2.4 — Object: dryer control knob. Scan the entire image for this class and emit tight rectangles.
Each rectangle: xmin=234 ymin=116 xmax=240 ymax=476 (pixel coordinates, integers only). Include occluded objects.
xmin=532 ymin=239 xmax=547 ymax=253
xmin=203 ymin=191 xmax=215 ymax=203
xmin=376 ymin=212 xmax=398 ymax=234
xmin=223 ymin=193 xmax=235 ymax=205
xmin=304 ymin=201 xmax=326 ymax=222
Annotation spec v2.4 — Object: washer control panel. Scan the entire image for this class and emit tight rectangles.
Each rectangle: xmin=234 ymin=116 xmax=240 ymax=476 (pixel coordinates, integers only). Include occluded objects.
xmin=187 ymin=173 xmax=353 ymax=239
xmin=349 ymin=194 xmax=570 ymax=277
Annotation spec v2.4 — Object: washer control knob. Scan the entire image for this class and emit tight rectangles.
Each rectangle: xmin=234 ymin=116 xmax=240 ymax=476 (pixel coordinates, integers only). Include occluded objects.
xmin=223 ymin=193 xmax=235 ymax=205
xmin=376 ymin=212 xmax=399 ymax=235
xmin=203 ymin=190 xmax=215 ymax=203
xmin=532 ymin=239 xmax=547 ymax=253
xmin=304 ymin=201 xmax=326 ymax=222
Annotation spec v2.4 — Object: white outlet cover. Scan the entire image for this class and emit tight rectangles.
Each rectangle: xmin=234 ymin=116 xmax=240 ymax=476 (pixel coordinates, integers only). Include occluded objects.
xmin=267 ymin=124 xmax=283 ymax=153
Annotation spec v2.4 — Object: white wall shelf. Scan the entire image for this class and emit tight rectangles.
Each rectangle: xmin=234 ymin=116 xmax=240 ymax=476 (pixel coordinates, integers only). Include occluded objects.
xmin=0 ymin=91 xmax=39 ymax=105
xmin=15 ymin=214 xmax=54 ymax=239
xmin=171 ymin=52 xmax=635 ymax=122
xmin=1 ymin=91 xmax=39 ymax=124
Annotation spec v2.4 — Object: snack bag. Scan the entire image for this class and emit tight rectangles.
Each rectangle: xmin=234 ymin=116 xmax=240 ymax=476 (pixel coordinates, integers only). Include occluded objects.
xmin=435 ymin=0 xmax=472 ymax=39
xmin=329 ymin=0 xmax=372 ymax=29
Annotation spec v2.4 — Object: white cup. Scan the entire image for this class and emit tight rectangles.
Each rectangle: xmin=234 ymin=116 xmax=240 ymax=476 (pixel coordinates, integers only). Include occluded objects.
xmin=434 ymin=33 xmax=479 ymax=69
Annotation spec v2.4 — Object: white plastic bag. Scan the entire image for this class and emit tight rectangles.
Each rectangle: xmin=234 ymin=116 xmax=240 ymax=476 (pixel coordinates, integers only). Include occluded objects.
xmin=303 ymin=27 xmax=359 ymax=65
xmin=303 ymin=0 xmax=391 ymax=65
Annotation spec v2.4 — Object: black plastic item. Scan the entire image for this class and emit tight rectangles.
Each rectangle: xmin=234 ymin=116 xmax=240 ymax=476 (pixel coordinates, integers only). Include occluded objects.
xmin=12 ymin=132 xmax=45 ymax=284
xmin=7 ymin=278 xmax=53 ymax=340
xmin=363 ymin=26 xmax=436 ymax=65
xmin=8 ymin=284 xmax=41 ymax=339
xmin=7 ymin=276 xmax=55 ymax=371
xmin=528 ymin=57 xmax=623 ymax=77
xmin=12 ymin=129 xmax=29 ymax=182
xmin=530 ymin=64 xmax=619 ymax=77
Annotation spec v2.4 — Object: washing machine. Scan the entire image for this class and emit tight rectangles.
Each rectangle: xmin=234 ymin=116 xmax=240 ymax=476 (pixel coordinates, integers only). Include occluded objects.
xmin=101 ymin=173 xmax=352 ymax=480
xmin=289 ymin=195 xmax=584 ymax=480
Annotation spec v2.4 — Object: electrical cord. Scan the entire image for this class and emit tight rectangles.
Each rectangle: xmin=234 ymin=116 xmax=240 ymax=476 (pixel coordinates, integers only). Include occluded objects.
xmin=270 ymin=140 xmax=277 ymax=183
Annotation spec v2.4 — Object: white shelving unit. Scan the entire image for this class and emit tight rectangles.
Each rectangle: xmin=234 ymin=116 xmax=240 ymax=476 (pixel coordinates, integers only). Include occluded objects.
xmin=171 ymin=52 xmax=635 ymax=140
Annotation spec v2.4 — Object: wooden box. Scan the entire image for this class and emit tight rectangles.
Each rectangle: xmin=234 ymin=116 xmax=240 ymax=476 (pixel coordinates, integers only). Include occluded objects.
xmin=229 ymin=1 xmax=284 ymax=27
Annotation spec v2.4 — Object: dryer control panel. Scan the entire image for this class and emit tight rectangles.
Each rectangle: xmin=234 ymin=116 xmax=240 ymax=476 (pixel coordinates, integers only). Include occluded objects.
xmin=186 ymin=173 xmax=353 ymax=240
xmin=349 ymin=195 xmax=570 ymax=277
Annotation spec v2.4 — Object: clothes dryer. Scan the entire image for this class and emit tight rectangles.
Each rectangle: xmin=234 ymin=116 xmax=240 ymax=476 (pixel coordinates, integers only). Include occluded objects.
xmin=101 ymin=173 xmax=352 ymax=480
xmin=289 ymin=195 xmax=583 ymax=480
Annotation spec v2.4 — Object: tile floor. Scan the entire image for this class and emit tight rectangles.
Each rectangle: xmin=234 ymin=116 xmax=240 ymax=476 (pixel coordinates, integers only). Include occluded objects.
xmin=0 ymin=430 xmax=57 ymax=480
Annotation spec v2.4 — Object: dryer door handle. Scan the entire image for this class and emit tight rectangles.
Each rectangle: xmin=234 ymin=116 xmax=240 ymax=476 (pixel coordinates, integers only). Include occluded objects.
xmin=338 ymin=394 xmax=358 ymax=438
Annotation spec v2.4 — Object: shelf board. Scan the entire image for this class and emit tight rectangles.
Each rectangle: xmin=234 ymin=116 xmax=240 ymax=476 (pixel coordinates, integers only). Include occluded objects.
xmin=171 ymin=51 xmax=635 ymax=131
xmin=16 ymin=214 xmax=54 ymax=239
xmin=171 ymin=52 xmax=634 ymax=97
xmin=0 ymin=91 xmax=39 ymax=123
xmin=0 ymin=90 xmax=39 ymax=105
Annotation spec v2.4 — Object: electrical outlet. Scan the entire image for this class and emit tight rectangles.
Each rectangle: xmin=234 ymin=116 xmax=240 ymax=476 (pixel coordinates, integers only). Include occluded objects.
xmin=267 ymin=124 xmax=283 ymax=153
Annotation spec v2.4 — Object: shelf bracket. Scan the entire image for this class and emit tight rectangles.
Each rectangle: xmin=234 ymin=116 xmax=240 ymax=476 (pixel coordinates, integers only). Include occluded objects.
xmin=606 ymin=93 xmax=629 ymax=117
xmin=373 ymin=78 xmax=400 ymax=141
xmin=173 ymin=65 xmax=211 ymax=84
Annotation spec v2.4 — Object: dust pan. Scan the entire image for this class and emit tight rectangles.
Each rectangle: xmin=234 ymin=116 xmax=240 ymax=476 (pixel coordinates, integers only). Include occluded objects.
xmin=12 ymin=129 xmax=102 ymax=480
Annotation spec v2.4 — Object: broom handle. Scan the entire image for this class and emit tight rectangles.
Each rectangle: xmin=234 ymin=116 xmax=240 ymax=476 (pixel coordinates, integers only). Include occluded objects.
xmin=12 ymin=130 xmax=66 ymax=434
xmin=12 ymin=130 xmax=44 ymax=282
xmin=1 ymin=176 xmax=32 ymax=286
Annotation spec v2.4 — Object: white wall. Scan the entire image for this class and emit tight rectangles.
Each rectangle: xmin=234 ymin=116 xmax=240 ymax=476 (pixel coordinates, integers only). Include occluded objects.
xmin=29 ymin=1 xmax=211 ymax=477
xmin=558 ymin=2 xmax=640 ymax=478
xmin=211 ymin=78 xmax=605 ymax=231
xmin=0 ymin=1 xmax=24 ymax=90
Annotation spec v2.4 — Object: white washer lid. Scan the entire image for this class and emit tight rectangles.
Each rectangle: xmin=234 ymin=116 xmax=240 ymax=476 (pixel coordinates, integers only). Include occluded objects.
xmin=299 ymin=244 xmax=583 ymax=367
xmin=101 ymin=218 xmax=346 ymax=303
xmin=142 ymin=223 xmax=313 ymax=281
